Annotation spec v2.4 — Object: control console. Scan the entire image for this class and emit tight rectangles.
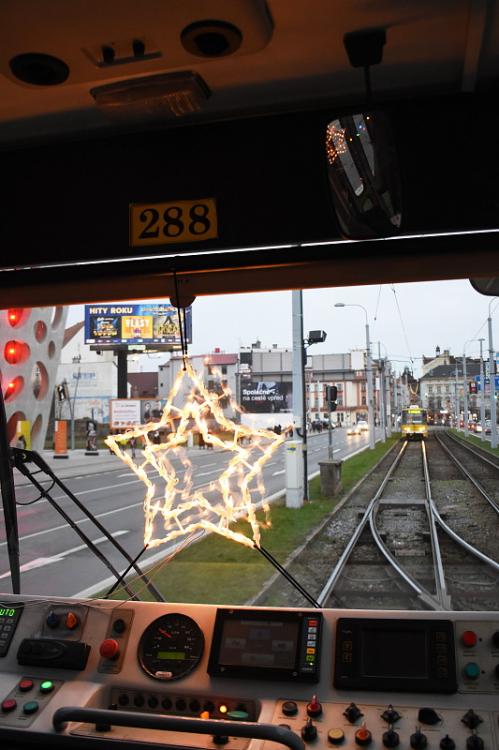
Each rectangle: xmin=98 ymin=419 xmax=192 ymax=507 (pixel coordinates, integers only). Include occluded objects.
xmin=0 ymin=595 xmax=498 ymax=750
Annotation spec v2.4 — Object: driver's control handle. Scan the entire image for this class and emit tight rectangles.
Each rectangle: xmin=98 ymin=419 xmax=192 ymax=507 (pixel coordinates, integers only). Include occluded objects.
xmin=52 ymin=707 xmax=306 ymax=750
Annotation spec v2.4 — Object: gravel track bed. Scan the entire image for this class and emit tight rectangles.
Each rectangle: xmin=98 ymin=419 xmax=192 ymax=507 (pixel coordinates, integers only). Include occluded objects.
xmin=427 ymin=436 xmax=499 ymax=563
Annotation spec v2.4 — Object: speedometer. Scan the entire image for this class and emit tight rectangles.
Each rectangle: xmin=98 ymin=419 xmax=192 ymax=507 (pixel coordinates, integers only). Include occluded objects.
xmin=138 ymin=613 xmax=204 ymax=680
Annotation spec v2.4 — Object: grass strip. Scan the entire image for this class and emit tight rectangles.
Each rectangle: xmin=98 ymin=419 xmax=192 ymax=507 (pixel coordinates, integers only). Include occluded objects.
xmin=102 ymin=435 xmax=400 ymax=603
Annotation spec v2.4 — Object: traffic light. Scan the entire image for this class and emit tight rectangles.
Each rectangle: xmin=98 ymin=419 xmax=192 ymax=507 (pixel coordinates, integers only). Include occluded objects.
xmin=469 ymin=382 xmax=477 ymax=394
xmin=326 ymin=385 xmax=338 ymax=411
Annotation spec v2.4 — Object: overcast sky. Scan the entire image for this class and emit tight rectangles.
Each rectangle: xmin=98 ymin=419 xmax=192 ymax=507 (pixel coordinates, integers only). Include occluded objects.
xmin=68 ymin=279 xmax=499 ymax=378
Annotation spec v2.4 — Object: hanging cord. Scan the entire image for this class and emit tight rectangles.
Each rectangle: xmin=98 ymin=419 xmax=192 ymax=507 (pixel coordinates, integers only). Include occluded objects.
xmin=173 ymin=269 xmax=188 ymax=370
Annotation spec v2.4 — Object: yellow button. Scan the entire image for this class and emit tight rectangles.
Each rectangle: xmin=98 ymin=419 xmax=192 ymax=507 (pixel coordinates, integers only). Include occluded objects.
xmin=307 ymin=647 xmax=316 ymax=654
xmin=328 ymin=728 xmax=345 ymax=745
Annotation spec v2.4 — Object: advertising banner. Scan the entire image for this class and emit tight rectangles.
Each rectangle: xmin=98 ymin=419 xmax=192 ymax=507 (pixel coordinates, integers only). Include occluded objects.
xmin=240 ymin=381 xmax=292 ymax=413
xmin=110 ymin=399 xmax=167 ymax=429
xmin=84 ymin=302 xmax=192 ymax=346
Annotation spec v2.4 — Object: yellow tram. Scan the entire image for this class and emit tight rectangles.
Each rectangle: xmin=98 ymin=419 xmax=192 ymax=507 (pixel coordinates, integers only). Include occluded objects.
xmin=400 ymin=406 xmax=429 ymax=440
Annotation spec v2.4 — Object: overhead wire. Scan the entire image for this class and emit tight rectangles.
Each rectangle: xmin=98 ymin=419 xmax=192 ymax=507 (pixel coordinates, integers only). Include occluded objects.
xmin=390 ymin=284 xmax=414 ymax=366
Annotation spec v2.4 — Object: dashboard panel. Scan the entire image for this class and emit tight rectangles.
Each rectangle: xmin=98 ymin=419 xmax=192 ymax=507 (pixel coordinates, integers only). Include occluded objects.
xmin=0 ymin=595 xmax=498 ymax=750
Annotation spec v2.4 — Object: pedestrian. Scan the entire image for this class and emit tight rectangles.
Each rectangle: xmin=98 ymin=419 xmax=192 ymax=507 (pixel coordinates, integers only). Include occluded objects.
xmin=129 ymin=436 xmax=137 ymax=458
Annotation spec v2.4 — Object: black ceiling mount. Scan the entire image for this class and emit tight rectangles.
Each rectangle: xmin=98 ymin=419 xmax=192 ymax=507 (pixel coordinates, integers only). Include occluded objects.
xmin=343 ymin=28 xmax=387 ymax=68
xmin=343 ymin=28 xmax=386 ymax=100
xmin=9 ymin=52 xmax=69 ymax=86
xmin=181 ymin=20 xmax=242 ymax=57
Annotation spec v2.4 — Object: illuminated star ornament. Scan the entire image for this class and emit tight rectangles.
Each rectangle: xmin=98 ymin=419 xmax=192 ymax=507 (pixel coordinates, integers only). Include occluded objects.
xmin=106 ymin=360 xmax=285 ymax=550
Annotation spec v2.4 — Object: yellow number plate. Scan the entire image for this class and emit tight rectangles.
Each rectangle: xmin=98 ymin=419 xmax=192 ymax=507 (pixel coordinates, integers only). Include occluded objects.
xmin=130 ymin=198 xmax=218 ymax=247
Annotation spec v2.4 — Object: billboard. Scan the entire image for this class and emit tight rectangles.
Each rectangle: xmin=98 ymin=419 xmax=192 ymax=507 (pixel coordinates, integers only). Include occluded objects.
xmin=84 ymin=302 xmax=192 ymax=346
xmin=110 ymin=398 xmax=167 ymax=429
xmin=240 ymin=381 xmax=292 ymax=413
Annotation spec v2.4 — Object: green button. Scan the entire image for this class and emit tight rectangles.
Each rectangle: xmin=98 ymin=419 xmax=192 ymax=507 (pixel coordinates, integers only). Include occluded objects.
xmin=464 ymin=662 xmax=481 ymax=680
xmin=23 ymin=701 xmax=39 ymax=715
xmin=40 ymin=680 xmax=54 ymax=694
xmin=227 ymin=710 xmax=249 ymax=721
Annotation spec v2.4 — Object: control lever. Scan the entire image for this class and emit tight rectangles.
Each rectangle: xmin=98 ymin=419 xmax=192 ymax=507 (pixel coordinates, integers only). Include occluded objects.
xmin=53 ymin=707 xmax=306 ymax=750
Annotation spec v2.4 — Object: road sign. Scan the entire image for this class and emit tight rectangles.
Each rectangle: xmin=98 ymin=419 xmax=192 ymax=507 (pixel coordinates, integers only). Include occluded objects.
xmin=474 ymin=375 xmax=499 ymax=390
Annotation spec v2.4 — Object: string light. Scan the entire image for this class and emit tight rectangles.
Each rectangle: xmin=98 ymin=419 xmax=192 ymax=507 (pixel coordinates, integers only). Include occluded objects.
xmin=106 ymin=360 xmax=286 ymax=550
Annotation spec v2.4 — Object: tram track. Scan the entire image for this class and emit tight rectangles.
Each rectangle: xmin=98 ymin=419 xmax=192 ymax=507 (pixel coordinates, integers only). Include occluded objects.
xmin=319 ymin=434 xmax=499 ymax=610
xmin=253 ymin=432 xmax=499 ymax=611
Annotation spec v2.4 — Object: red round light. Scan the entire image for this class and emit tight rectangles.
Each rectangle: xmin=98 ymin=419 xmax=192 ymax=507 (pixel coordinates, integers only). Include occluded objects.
xmin=99 ymin=638 xmax=120 ymax=660
xmin=7 ymin=308 xmax=23 ymax=326
xmin=462 ymin=630 xmax=478 ymax=647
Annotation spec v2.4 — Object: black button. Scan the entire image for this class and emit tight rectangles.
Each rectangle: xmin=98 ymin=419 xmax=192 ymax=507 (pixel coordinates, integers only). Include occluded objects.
xmin=176 ymin=698 xmax=187 ymax=711
xmin=148 ymin=696 xmax=159 ymax=709
xmin=113 ymin=619 xmax=127 ymax=634
xmin=161 ymin=697 xmax=172 ymax=710
xmin=466 ymin=737 xmax=484 ymax=750
xmin=190 ymin=699 xmax=201 ymax=713
xmin=282 ymin=701 xmax=298 ymax=717
xmin=440 ymin=736 xmax=456 ymax=750
xmin=418 ymin=708 xmax=441 ymax=725
xmin=344 ymin=703 xmax=363 ymax=724
xmin=118 ymin=694 xmax=129 ymax=706
xmin=213 ymin=735 xmax=229 ymax=745
xmin=462 ymin=710 xmax=483 ymax=730
xmin=134 ymin=695 xmax=145 ymax=708
xmin=381 ymin=706 xmax=401 ymax=724
xmin=204 ymin=701 xmax=215 ymax=713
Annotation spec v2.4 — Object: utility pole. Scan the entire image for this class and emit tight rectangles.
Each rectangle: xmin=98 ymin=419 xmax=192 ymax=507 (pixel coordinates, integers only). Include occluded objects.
xmin=292 ymin=291 xmax=308 ymax=501
xmin=463 ymin=351 xmax=469 ymax=437
xmin=479 ymin=338 xmax=486 ymax=442
xmin=378 ymin=342 xmax=386 ymax=443
xmin=488 ymin=299 xmax=498 ymax=449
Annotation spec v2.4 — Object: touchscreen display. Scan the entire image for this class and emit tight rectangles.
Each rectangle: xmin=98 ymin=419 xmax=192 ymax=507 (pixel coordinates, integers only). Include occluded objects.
xmin=218 ymin=618 xmax=299 ymax=669
xmin=362 ymin=628 xmax=428 ymax=679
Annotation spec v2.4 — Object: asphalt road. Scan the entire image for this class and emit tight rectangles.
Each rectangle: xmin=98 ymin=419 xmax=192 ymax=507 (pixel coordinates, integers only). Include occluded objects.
xmin=0 ymin=429 xmax=378 ymax=598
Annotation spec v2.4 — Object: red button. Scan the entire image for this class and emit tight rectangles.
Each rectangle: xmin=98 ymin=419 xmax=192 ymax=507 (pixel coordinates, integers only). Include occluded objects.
xmin=65 ymin=612 xmax=79 ymax=630
xmin=99 ymin=638 xmax=120 ymax=660
xmin=18 ymin=679 xmax=34 ymax=692
xmin=2 ymin=698 xmax=17 ymax=713
xmin=462 ymin=630 xmax=478 ymax=647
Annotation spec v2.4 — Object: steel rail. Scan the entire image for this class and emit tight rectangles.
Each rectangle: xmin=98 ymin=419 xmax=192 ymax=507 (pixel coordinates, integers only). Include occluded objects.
xmin=435 ymin=433 xmax=499 ymax=515
xmin=368 ymin=443 xmax=441 ymax=610
xmin=317 ymin=441 xmax=408 ymax=605
xmin=421 ymin=440 xmax=450 ymax=609
xmin=318 ymin=441 xmax=439 ymax=609
xmin=444 ymin=430 xmax=499 ymax=470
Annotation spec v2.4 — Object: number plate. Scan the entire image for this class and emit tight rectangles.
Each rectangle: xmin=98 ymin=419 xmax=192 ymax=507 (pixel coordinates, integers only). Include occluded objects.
xmin=130 ymin=198 xmax=218 ymax=247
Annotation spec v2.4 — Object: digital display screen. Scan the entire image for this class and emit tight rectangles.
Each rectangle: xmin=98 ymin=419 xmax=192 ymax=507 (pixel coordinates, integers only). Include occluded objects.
xmin=157 ymin=651 xmax=185 ymax=660
xmin=363 ymin=629 xmax=428 ymax=679
xmin=218 ymin=618 xmax=299 ymax=669
xmin=0 ymin=608 xmax=17 ymax=617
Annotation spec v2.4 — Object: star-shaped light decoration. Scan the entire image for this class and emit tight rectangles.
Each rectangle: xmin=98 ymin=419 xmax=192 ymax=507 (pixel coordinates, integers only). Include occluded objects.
xmin=105 ymin=360 xmax=286 ymax=551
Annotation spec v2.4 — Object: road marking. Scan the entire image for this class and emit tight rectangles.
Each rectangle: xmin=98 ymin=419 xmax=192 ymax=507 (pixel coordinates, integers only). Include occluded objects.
xmin=0 ymin=531 xmax=129 ymax=579
xmin=272 ymin=469 xmax=285 ymax=476
xmin=196 ymin=469 xmax=220 ymax=477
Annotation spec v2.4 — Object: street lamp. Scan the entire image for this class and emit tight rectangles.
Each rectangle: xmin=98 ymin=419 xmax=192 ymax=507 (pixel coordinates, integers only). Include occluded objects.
xmin=488 ymin=297 xmax=498 ymax=449
xmin=463 ymin=338 xmax=486 ymax=439
xmin=334 ymin=303 xmax=375 ymax=449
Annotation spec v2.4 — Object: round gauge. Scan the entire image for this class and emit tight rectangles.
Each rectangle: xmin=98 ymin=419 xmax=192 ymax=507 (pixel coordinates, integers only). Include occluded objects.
xmin=138 ymin=613 xmax=204 ymax=681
